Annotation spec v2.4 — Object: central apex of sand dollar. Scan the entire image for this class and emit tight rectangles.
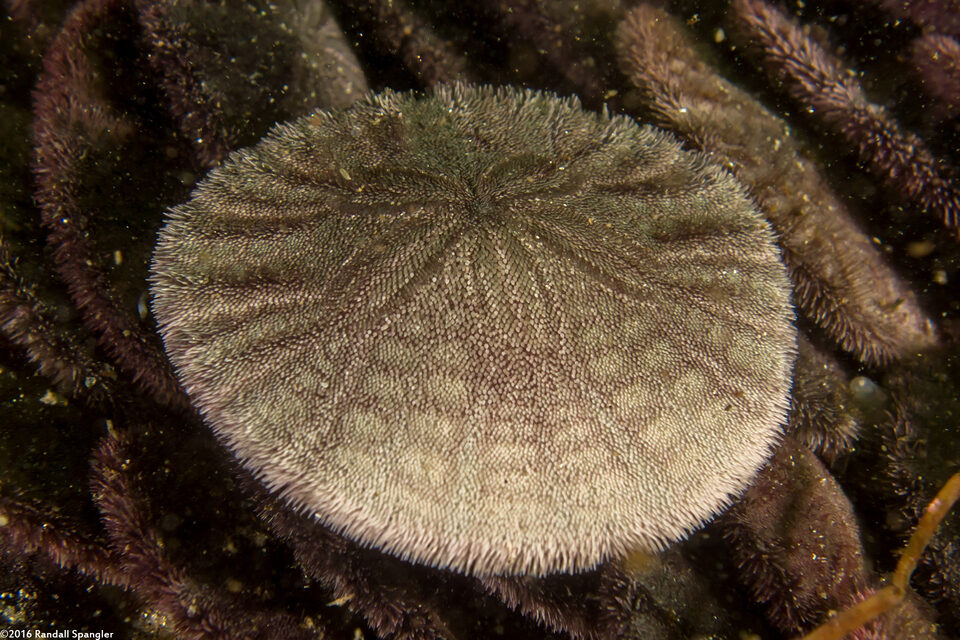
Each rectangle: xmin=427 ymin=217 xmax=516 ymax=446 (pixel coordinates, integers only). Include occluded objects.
xmin=150 ymin=83 xmax=796 ymax=577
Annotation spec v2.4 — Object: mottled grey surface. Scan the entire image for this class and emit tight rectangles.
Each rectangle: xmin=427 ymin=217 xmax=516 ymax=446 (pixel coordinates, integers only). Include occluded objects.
xmin=150 ymin=83 xmax=795 ymax=577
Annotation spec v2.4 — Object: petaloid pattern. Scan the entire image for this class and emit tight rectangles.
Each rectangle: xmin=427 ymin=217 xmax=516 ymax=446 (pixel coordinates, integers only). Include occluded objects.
xmin=150 ymin=83 xmax=796 ymax=577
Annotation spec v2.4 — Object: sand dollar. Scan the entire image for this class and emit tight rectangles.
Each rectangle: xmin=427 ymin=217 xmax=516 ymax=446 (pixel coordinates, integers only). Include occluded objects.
xmin=150 ymin=83 xmax=796 ymax=577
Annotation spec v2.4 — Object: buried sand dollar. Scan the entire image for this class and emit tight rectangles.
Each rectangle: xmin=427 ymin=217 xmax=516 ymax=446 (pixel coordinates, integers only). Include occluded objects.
xmin=150 ymin=83 xmax=796 ymax=577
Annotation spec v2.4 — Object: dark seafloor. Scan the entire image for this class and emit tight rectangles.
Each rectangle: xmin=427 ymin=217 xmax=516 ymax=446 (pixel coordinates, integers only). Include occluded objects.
xmin=1 ymin=1 xmax=959 ymax=639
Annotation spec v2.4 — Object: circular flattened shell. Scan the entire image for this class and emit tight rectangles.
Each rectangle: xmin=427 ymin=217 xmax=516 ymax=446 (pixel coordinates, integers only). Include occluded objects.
xmin=150 ymin=83 xmax=796 ymax=577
